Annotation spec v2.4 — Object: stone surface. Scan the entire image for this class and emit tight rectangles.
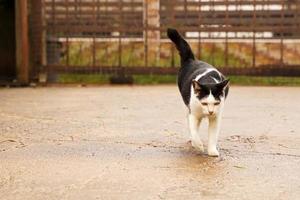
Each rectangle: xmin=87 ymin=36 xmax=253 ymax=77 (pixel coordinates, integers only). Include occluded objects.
xmin=0 ymin=86 xmax=299 ymax=200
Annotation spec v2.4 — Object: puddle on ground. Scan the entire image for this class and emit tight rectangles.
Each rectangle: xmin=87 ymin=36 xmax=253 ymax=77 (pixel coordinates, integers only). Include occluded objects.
xmin=168 ymin=140 xmax=228 ymax=176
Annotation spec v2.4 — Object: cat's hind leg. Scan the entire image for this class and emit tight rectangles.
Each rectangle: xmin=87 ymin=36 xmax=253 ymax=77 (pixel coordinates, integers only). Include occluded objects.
xmin=188 ymin=114 xmax=204 ymax=152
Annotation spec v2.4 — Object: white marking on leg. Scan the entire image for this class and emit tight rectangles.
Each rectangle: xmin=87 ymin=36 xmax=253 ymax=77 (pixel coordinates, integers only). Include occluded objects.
xmin=207 ymin=104 xmax=224 ymax=156
xmin=188 ymin=114 xmax=204 ymax=152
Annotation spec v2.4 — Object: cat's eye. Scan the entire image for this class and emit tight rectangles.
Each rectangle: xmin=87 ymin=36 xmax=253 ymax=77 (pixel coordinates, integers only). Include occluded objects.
xmin=214 ymin=102 xmax=220 ymax=105
xmin=201 ymin=102 xmax=208 ymax=106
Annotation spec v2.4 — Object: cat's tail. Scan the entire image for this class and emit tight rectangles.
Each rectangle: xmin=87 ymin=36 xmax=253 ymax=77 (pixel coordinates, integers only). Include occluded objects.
xmin=167 ymin=28 xmax=195 ymax=63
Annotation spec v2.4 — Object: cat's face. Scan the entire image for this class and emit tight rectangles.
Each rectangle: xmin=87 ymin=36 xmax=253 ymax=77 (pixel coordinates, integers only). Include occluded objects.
xmin=192 ymin=79 xmax=229 ymax=116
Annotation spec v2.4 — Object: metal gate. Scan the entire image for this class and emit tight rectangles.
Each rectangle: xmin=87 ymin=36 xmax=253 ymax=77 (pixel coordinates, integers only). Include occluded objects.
xmin=30 ymin=0 xmax=300 ymax=80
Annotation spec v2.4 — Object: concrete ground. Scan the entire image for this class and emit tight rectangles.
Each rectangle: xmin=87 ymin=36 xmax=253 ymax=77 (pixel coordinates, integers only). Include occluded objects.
xmin=0 ymin=86 xmax=299 ymax=200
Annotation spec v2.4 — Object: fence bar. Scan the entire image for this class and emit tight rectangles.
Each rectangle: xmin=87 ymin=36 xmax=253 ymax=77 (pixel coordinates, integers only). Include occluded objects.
xmin=280 ymin=0 xmax=284 ymax=65
xmin=92 ymin=0 xmax=96 ymax=68
xmin=104 ymin=0 xmax=108 ymax=74
xmin=144 ymin=0 xmax=148 ymax=67
xmin=210 ymin=0 xmax=215 ymax=66
xmin=118 ymin=0 xmax=122 ymax=68
xmin=171 ymin=0 xmax=175 ymax=67
xmin=197 ymin=0 xmax=202 ymax=59
xmin=225 ymin=0 xmax=229 ymax=67
xmin=66 ymin=0 xmax=69 ymax=68
xmin=252 ymin=0 xmax=257 ymax=68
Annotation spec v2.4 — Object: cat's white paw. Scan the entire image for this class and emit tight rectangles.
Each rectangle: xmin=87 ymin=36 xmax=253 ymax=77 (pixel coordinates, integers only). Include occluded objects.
xmin=208 ymin=148 xmax=220 ymax=157
xmin=191 ymin=140 xmax=204 ymax=152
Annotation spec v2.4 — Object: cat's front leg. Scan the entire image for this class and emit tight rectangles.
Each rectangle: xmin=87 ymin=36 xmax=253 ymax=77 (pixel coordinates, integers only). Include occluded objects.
xmin=208 ymin=115 xmax=222 ymax=156
xmin=188 ymin=114 xmax=204 ymax=152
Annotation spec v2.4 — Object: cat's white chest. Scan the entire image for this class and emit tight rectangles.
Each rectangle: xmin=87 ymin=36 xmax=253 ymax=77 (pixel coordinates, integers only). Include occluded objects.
xmin=189 ymin=85 xmax=204 ymax=117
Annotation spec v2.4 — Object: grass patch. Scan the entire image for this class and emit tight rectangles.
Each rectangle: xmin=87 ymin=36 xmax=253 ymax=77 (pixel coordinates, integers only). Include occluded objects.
xmin=58 ymin=74 xmax=110 ymax=84
xmin=229 ymin=76 xmax=300 ymax=86
xmin=57 ymin=74 xmax=300 ymax=86
xmin=133 ymin=75 xmax=177 ymax=84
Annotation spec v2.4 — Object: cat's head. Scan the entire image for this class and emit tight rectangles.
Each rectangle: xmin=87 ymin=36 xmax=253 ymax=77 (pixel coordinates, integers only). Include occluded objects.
xmin=192 ymin=79 xmax=229 ymax=116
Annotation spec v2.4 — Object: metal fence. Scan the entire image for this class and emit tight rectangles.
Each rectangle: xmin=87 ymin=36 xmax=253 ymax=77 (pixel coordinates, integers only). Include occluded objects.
xmin=29 ymin=0 xmax=300 ymax=80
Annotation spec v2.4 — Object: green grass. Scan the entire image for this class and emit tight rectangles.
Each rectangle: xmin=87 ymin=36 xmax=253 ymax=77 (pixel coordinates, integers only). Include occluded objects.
xmin=58 ymin=74 xmax=110 ymax=84
xmin=133 ymin=75 xmax=177 ymax=84
xmin=57 ymin=74 xmax=300 ymax=86
xmin=228 ymin=76 xmax=300 ymax=86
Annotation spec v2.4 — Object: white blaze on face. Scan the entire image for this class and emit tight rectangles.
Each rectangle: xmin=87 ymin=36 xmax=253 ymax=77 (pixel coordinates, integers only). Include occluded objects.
xmin=206 ymin=91 xmax=215 ymax=113
xmin=200 ymin=90 xmax=221 ymax=115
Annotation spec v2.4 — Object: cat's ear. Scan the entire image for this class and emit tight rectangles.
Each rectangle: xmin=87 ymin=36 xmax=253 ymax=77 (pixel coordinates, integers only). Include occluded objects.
xmin=217 ymin=79 xmax=230 ymax=90
xmin=192 ymin=80 xmax=201 ymax=94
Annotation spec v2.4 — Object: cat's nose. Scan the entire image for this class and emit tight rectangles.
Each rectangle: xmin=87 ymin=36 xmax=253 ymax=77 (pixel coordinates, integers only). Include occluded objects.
xmin=209 ymin=111 xmax=214 ymax=115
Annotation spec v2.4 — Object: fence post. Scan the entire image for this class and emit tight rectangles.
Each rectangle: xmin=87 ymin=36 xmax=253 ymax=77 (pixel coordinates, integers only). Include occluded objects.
xmin=15 ymin=0 xmax=30 ymax=84
xmin=144 ymin=0 xmax=160 ymax=67
xmin=30 ymin=0 xmax=46 ymax=82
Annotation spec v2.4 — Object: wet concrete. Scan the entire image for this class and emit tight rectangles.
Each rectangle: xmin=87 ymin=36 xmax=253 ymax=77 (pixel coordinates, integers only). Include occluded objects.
xmin=0 ymin=86 xmax=299 ymax=200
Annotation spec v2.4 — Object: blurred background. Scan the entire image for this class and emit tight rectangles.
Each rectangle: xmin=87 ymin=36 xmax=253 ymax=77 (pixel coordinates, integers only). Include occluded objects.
xmin=1 ymin=0 xmax=300 ymax=85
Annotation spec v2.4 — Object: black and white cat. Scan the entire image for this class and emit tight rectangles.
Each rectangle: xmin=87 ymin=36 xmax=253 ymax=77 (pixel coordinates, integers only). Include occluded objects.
xmin=167 ymin=28 xmax=229 ymax=156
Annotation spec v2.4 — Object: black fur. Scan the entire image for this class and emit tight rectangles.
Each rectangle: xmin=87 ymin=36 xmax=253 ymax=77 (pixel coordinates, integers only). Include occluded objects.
xmin=167 ymin=28 xmax=229 ymax=106
xmin=167 ymin=28 xmax=195 ymax=63
xmin=197 ymin=80 xmax=229 ymax=101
